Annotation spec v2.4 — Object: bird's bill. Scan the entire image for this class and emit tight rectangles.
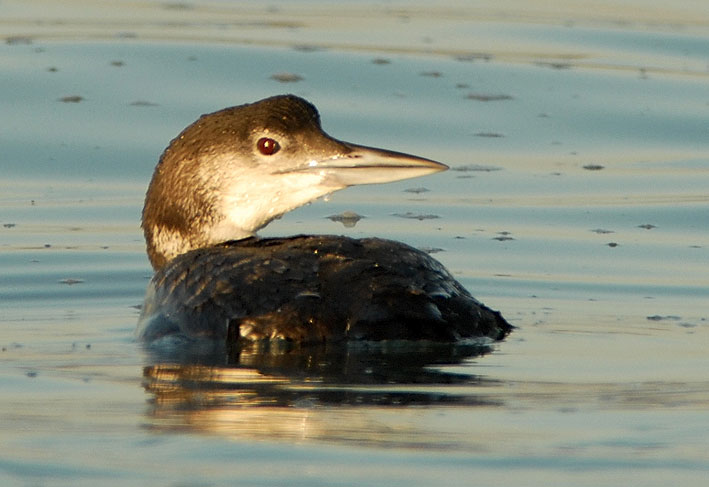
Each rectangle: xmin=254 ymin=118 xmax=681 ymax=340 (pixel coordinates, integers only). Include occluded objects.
xmin=293 ymin=143 xmax=448 ymax=186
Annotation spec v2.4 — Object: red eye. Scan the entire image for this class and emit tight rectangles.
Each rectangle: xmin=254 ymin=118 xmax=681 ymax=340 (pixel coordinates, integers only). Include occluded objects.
xmin=257 ymin=137 xmax=280 ymax=155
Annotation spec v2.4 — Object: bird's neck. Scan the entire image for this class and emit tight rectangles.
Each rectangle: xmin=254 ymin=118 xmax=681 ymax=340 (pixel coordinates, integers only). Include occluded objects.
xmin=142 ymin=171 xmax=340 ymax=270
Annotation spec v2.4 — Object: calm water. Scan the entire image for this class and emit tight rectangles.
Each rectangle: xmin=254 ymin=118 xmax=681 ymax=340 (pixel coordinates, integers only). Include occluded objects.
xmin=1 ymin=1 xmax=708 ymax=485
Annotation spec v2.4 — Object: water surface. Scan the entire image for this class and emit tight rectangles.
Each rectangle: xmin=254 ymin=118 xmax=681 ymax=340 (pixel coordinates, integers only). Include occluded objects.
xmin=1 ymin=1 xmax=708 ymax=485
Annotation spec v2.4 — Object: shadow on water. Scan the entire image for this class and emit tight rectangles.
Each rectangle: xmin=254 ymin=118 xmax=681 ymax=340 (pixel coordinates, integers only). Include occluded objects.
xmin=141 ymin=340 xmax=505 ymax=442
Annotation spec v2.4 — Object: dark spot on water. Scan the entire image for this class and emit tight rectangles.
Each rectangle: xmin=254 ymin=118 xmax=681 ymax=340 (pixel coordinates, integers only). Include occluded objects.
xmin=493 ymin=232 xmax=514 ymax=242
xmin=371 ymin=58 xmax=391 ymax=65
xmin=47 ymin=66 xmax=58 ymax=72
xmin=3 ymin=223 xmax=16 ymax=228
xmin=647 ymin=315 xmax=681 ymax=321
xmin=536 ymin=61 xmax=572 ymax=70
xmin=607 ymin=242 xmax=618 ymax=247
xmin=404 ymin=187 xmax=430 ymax=194
xmin=452 ymin=164 xmax=502 ymax=172
xmin=591 ymin=228 xmax=614 ymax=234
xmin=638 ymin=223 xmax=656 ymax=230
xmin=465 ymin=93 xmax=513 ymax=102
xmin=116 ymin=32 xmax=137 ymax=39
xmin=44 ymin=243 xmax=51 ymax=248
xmin=420 ymin=71 xmax=443 ymax=78
xmin=475 ymin=132 xmax=504 ymax=138
xmin=455 ymin=83 xmax=470 ymax=89
xmin=130 ymin=100 xmax=160 ymax=107
xmin=110 ymin=60 xmax=125 ymax=67
xmin=583 ymin=164 xmax=605 ymax=171
xmin=393 ymin=212 xmax=440 ymax=221
xmin=326 ymin=211 xmax=364 ymax=228
xmin=163 ymin=2 xmax=194 ymax=10
xmin=6 ymin=36 xmax=33 ymax=45
xmin=59 ymin=278 xmax=84 ymax=285
xmin=58 ymin=95 xmax=83 ymax=103
xmin=293 ymin=45 xmax=321 ymax=52
xmin=270 ymin=72 xmax=304 ymax=83
xmin=86 ymin=344 xmax=91 ymax=349
xmin=454 ymin=53 xmax=492 ymax=62
xmin=26 ymin=371 xmax=38 ymax=378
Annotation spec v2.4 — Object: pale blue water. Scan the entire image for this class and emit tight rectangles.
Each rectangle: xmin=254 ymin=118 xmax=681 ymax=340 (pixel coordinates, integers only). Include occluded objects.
xmin=1 ymin=1 xmax=708 ymax=486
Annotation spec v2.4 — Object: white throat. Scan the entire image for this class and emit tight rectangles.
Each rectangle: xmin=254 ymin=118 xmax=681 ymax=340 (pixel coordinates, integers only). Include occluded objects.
xmin=209 ymin=169 xmax=344 ymax=243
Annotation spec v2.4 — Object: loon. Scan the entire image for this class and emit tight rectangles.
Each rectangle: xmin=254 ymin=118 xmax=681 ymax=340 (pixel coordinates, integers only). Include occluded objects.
xmin=137 ymin=95 xmax=511 ymax=346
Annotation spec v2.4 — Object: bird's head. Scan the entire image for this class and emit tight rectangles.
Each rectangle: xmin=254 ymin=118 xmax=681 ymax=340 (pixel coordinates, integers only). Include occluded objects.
xmin=142 ymin=95 xmax=447 ymax=270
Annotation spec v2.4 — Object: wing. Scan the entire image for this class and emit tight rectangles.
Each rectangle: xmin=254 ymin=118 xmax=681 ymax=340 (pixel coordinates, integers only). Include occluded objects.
xmin=137 ymin=236 xmax=512 ymax=344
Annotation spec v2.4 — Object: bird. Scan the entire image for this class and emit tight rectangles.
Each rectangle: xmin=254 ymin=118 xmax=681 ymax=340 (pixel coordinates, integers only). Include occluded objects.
xmin=137 ymin=95 xmax=512 ymax=348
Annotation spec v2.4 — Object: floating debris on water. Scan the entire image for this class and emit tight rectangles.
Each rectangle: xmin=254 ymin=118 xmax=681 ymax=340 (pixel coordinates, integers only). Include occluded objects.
xmin=493 ymin=232 xmax=515 ymax=242
xmin=58 ymin=95 xmax=84 ymax=103
xmin=465 ymin=93 xmax=513 ymax=101
xmin=536 ymin=61 xmax=572 ymax=70
xmin=270 ymin=72 xmax=304 ymax=83
xmin=646 ymin=315 xmax=682 ymax=321
xmin=452 ymin=164 xmax=503 ymax=172
xmin=130 ymin=100 xmax=159 ymax=107
xmin=59 ymin=278 xmax=84 ymax=285
xmin=393 ymin=212 xmax=440 ymax=220
xmin=326 ymin=211 xmax=364 ymax=228
xmin=6 ymin=36 xmax=33 ymax=45
xmin=293 ymin=45 xmax=321 ymax=52
xmin=454 ymin=53 xmax=492 ymax=62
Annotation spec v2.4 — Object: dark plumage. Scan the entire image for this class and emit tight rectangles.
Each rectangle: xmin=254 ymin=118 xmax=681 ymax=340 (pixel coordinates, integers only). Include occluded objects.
xmin=138 ymin=235 xmax=511 ymax=344
xmin=138 ymin=95 xmax=512 ymax=347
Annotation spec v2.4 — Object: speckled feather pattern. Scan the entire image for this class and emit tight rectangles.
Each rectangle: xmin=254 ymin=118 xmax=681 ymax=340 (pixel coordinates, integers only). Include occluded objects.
xmin=137 ymin=235 xmax=512 ymax=344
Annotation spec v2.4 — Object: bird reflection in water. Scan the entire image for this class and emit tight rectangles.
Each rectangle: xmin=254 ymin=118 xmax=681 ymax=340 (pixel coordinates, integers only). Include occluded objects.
xmin=142 ymin=341 xmax=504 ymax=445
